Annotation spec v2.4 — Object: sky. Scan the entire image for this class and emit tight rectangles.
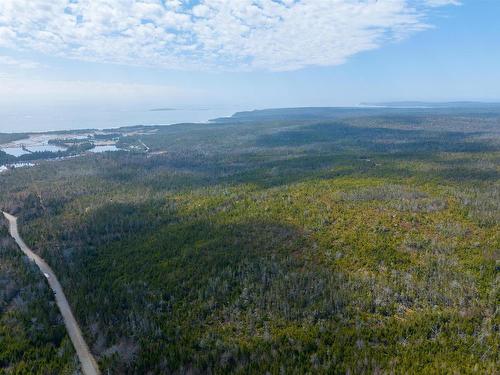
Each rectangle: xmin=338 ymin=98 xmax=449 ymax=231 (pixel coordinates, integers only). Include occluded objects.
xmin=0 ymin=0 xmax=499 ymax=130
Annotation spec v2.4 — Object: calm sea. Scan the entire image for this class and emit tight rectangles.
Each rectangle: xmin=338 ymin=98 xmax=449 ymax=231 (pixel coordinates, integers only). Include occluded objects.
xmin=0 ymin=107 xmax=245 ymax=133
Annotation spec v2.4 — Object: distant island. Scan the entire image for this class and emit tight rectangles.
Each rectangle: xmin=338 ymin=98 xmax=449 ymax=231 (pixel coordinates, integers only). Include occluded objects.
xmin=360 ymin=101 xmax=500 ymax=108
xmin=149 ymin=107 xmax=177 ymax=112
xmin=149 ymin=107 xmax=212 ymax=112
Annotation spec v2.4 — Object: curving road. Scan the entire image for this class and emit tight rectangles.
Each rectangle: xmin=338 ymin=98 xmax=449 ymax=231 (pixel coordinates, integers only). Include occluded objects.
xmin=3 ymin=212 xmax=100 ymax=375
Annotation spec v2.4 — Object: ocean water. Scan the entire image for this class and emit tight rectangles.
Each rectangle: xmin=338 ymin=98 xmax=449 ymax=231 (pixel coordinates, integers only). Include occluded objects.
xmin=2 ymin=147 xmax=30 ymax=157
xmin=2 ymin=144 xmax=66 ymax=156
xmin=0 ymin=107 xmax=244 ymax=133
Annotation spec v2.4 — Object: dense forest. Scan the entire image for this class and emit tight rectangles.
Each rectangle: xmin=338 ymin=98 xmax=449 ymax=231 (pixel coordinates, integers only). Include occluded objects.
xmin=0 ymin=216 xmax=78 ymax=374
xmin=0 ymin=108 xmax=498 ymax=373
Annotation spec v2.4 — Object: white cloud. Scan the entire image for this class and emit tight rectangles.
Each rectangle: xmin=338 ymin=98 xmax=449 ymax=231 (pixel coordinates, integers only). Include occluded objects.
xmin=0 ymin=0 xmax=459 ymax=72
xmin=0 ymin=55 xmax=40 ymax=69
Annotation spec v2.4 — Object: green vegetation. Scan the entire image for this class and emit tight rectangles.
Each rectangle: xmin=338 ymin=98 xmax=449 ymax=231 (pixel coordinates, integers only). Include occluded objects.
xmin=0 ymin=217 xmax=78 ymax=374
xmin=0 ymin=109 xmax=498 ymax=373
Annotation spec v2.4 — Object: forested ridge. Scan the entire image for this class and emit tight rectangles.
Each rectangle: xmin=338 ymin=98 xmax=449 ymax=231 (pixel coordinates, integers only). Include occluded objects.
xmin=0 ymin=110 xmax=498 ymax=373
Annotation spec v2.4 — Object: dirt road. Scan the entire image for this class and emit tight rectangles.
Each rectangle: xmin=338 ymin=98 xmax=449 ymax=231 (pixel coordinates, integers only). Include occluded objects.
xmin=3 ymin=212 xmax=100 ymax=375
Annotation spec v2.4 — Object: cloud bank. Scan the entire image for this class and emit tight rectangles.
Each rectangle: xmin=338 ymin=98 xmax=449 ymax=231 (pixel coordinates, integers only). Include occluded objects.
xmin=0 ymin=0 xmax=458 ymax=71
